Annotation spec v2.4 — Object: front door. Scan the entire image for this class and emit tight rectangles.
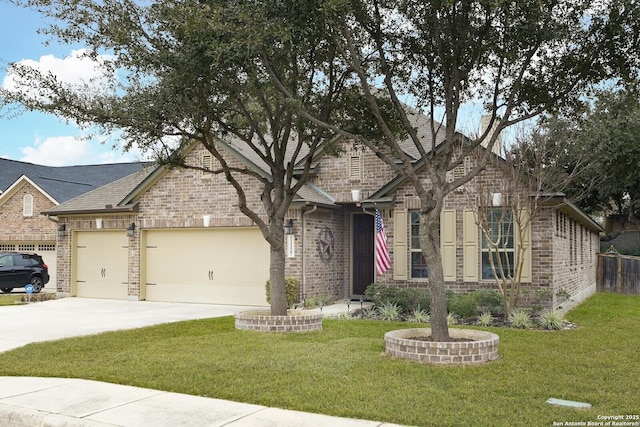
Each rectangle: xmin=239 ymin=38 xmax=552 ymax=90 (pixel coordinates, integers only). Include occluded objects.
xmin=352 ymin=214 xmax=374 ymax=296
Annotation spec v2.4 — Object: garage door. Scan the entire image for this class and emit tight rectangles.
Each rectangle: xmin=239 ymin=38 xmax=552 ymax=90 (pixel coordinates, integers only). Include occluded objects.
xmin=144 ymin=228 xmax=269 ymax=305
xmin=75 ymin=231 xmax=129 ymax=299
xmin=0 ymin=242 xmax=57 ymax=291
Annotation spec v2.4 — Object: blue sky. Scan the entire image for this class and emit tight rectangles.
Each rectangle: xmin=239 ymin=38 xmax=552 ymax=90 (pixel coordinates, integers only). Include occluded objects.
xmin=0 ymin=0 xmax=140 ymax=166
xmin=0 ymin=1 xmax=498 ymax=167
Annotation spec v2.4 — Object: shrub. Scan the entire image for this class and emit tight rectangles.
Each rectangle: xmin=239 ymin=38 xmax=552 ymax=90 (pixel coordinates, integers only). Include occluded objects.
xmin=509 ymin=309 xmax=533 ymax=329
xmin=446 ymin=292 xmax=479 ymax=318
xmin=365 ymin=283 xmax=399 ymax=305
xmin=537 ymin=309 xmax=566 ymax=330
xmin=406 ymin=305 xmax=430 ymax=323
xmin=304 ymin=295 xmax=331 ymax=309
xmin=477 ymin=311 xmax=493 ymax=327
xmin=446 ymin=312 xmax=458 ymax=325
xmin=377 ymin=302 xmax=401 ymax=321
xmin=395 ymin=287 xmax=431 ymax=315
xmin=359 ymin=307 xmax=378 ymax=320
xmin=265 ymin=278 xmax=301 ymax=309
xmin=19 ymin=292 xmax=56 ymax=303
xmin=365 ymin=283 xmax=430 ymax=315
xmin=475 ymin=289 xmax=504 ymax=315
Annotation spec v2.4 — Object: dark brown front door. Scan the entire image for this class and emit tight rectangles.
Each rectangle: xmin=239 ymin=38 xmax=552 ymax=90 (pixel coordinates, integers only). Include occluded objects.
xmin=352 ymin=214 xmax=374 ymax=296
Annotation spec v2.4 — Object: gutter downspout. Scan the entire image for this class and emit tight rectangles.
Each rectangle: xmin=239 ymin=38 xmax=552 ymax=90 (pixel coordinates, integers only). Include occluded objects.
xmin=301 ymin=205 xmax=317 ymax=302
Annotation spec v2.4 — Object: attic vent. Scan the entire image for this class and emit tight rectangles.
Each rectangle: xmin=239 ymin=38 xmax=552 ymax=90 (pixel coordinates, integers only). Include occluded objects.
xmin=202 ymin=154 xmax=212 ymax=178
xmin=446 ymin=156 xmax=475 ymax=183
xmin=348 ymin=147 xmax=363 ymax=181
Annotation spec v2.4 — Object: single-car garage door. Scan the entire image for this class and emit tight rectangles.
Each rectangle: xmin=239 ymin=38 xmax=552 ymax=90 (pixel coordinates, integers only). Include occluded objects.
xmin=0 ymin=242 xmax=57 ymax=291
xmin=144 ymin=228 xmax=269 ymax=305
xmin=75 ymin=231 xmax=129 ymax=299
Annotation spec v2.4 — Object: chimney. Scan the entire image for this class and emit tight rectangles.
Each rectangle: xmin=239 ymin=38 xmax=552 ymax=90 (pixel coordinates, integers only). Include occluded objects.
xmin=480 ymin=114 xmax=502 ymax=156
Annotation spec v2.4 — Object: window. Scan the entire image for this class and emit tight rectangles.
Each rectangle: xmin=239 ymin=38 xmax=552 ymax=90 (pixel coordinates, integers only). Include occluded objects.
xmin=0 ymin=255 xmax=13 ymax=268
xmin=18 ymin=244 xmax=35 ymax=252
xmin=481 ymin=208 xmax=515 ymax=279
xmin=23 ymin=194 xmax=33 ymax=217
xmin=14 ymin=255 xmax=36 ymax=267
xmin=410 ymin=211 xmax=428 ymax=278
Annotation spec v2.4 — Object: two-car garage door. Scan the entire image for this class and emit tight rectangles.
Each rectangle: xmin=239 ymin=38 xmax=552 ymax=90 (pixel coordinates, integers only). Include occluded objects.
xmin=75 ymin=228 xmax=269 ymax=305
xmin=144 ymin=228 xmax=269 ymax=306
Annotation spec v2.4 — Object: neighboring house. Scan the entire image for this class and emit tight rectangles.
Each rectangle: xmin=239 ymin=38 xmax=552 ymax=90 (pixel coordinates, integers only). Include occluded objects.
xmin=0 ymin=158 xmax=147 ymax=290
xmin=44 ymin=120 xmax=602 ymax=312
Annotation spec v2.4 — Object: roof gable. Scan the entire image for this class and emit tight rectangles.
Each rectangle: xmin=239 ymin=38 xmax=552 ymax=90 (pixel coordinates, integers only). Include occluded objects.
xmin=43 ymin=168 xmax=155 ymax=215
xmin=0 ymin=175 xmax=58 ymax=208
xmin=0 ymin=158 xmax=147 ymax=203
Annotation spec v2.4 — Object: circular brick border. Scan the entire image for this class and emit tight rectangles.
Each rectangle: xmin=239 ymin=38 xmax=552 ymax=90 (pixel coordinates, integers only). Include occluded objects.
xmin=384 ymin=328 xmax=499 ymax=365
xmin=234 ymin=310 xmax=323 ymax=332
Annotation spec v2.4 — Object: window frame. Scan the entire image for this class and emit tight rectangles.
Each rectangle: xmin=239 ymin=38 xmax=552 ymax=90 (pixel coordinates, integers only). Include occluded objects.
xmin=23 ymin=194 xmax=34 ymax=217
xmin=409 ymin=210 xmax=429 ymax=278
xmin=480 ymin=207 xmax=516 ymax=280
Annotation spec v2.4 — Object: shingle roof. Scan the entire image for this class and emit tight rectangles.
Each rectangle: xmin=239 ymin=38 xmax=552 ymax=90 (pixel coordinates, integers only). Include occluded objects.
xmin=43 ymin=167 xmax=156 ymax=215
xmin=0 ymin=158 xmax=147 ymax=203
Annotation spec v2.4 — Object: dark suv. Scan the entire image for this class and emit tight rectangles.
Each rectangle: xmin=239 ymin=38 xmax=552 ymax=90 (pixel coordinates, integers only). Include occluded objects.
xmin=0 ymin=252 xmax=50 ymax=294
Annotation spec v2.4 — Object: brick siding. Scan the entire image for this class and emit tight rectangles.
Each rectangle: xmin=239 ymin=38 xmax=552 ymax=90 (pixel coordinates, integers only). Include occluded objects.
xmin=49 ymin=141 xmax=599 ymax=310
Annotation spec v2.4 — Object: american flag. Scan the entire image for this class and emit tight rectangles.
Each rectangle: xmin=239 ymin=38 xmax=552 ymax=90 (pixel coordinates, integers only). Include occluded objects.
xmin=375 ymin=208 xmax=391 ymax=275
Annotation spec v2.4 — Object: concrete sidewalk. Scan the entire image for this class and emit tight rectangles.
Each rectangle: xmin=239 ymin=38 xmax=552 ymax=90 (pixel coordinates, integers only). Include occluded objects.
xmin=0 ymin=298 xmax=399 ymax=426
xmin=0 ymin=376 xmax=403 ymax=427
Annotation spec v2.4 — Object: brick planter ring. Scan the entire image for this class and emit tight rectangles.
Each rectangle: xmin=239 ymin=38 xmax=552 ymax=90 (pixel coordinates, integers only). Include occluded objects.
xmin=385 ymin=328 xmax=499 ymax=365
xmin=234 ymin=310 xmax=323 ymax=332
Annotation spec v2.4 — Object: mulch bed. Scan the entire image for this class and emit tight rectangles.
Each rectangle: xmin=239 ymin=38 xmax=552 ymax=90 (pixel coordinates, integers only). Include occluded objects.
xmin=407 ymin=336 xmax=474 ymax=342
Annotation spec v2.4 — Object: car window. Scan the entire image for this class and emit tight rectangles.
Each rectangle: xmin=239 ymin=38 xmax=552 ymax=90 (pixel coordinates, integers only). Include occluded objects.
xmin=0 ymin=255 xmax=13 ymax=267
xmin=14 ymin=255 xmax=35 ymax=267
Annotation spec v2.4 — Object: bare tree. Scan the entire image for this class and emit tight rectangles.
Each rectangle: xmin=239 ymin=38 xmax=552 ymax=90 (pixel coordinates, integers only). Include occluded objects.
xmin=475 ymin=128 xmax=597 ymax=314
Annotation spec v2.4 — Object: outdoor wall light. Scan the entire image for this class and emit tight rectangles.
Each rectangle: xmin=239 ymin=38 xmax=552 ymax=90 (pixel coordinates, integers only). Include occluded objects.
xmin=126 ymin=223 xmax=136 ymax=238
xmin=283 ymin=219 xmax=294 ymax=235
xmin=57 ymin=223 xmax=66 ymax=238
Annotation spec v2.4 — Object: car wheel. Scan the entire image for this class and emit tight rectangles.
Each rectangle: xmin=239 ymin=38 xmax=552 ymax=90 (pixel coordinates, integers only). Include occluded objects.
xmin=0 ymin=288 xmax=12 ymax=294
xmin=30 ymin=277 xmax=44 ymax=293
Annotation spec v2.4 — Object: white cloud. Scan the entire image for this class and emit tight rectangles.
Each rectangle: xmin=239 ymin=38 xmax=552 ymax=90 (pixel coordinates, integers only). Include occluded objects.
xmin=20 ymin=136 xmax=93 ymax=166
xmin=19 ymin=136 xmax=145 ymax=166
xmin=2 ymin=49 xmax=113 ymax=99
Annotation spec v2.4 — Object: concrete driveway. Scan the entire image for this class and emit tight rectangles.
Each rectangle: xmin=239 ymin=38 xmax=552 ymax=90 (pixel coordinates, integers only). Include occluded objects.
xmin=0 ymin=297 xmax=257 ymax=353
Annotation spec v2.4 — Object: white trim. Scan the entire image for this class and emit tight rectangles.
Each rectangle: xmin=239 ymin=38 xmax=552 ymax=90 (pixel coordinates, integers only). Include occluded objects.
xmin=23 ymin=194 xmax=34 ymax=217
xmin=0 ymin=175 xmax=59 ymax=207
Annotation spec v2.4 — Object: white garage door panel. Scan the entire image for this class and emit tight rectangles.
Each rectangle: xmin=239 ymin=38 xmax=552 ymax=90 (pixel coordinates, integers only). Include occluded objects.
xmin=40 ymin=248 xmax=57 ymax=291
xmin=145 ymin=228 xmax=269 ymax=305
xmin=0 ymin=242 xmax=57 ymax=290
xmin=76 ymin=231 xmax=129 ymax=300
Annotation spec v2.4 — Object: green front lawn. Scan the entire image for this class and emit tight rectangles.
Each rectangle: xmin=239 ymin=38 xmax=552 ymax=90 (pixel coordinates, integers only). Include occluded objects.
xmin=0 ymin=293 xmax=638 ymax=426
xmin=0 ymin=294 xmax=27 ymax=306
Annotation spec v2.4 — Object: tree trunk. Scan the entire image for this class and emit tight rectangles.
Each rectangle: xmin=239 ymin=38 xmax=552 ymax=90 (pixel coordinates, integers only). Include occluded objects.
xmin=420 ymin=209 xmax=450 ymax=341
xmin=269 ymin=219 xmax=289 ymax=316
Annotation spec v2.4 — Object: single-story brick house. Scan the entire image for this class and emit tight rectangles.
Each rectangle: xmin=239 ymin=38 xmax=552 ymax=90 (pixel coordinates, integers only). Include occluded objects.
xmin=43 ymin=120 xmax=602 ymax=312
xmin=0 ymin=158 xmax=146 ymax=291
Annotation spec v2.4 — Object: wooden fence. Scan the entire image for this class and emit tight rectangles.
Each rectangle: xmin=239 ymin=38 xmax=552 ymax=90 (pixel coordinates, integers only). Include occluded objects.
xmin=597 ymin=253 xmax=640 ymax=295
